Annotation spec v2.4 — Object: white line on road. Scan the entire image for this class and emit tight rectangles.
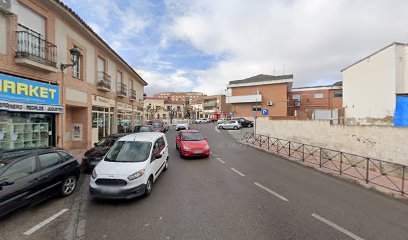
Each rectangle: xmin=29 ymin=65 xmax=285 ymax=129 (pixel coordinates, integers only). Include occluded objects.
xmin=230 ymin=167 xmax=245 ymax=176
xmin=214 ymin=126 xmax=220 ymax=133
xmin=254 ymin=182 xmax=289 ymax=202
xmin=216 ymin=157 xmax=226 ymax=164
xmin=311 ymin=213 xmax=365 ymax=240
xmin=24 ymin=209 xmax=69 ymax=236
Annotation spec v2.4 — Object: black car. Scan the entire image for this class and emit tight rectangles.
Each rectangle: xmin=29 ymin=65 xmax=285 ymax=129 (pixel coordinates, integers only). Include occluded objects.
xmin=82 ymin=133 xmax=128 ymax=171
xmin=233 ymin=118 xmax=254 ymax=127
xmin=0 ymin=148 xmax=80 ymax=218
xmin=133 ymin=125 xmax=154 ymax=133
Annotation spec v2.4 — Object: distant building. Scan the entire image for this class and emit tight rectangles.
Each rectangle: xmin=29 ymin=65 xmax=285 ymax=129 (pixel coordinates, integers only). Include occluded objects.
xmin=189 ymin=98 xmax=204 ymax=120
xmin=342 ymin=42 xmax=408 ymax=126
xmin=153 ymin=91 xmax=206 ymax=105
xmin=288 ymin=82 xmax=343 ymax=120
xmin=227 ymin=74 xmax=293 ymax=120
xmin=202 ymin=95 xmax=231 ymax=120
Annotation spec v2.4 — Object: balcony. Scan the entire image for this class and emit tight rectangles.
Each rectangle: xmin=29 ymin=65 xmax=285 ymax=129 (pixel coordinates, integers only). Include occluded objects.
xmin=117 ymin=82 xmax=127 ymax=97
xmin=203 ymin=101 xmax=217 ymax=107
xmin=130 ymin=89 xmax=137 ymax=101
xmin=15 ymin=25 xmax=58 ymax=72
xmin=226 ymin=94 xmax=262 ymax=104
xmin=96 ymin=72 xmax=111 ymax=91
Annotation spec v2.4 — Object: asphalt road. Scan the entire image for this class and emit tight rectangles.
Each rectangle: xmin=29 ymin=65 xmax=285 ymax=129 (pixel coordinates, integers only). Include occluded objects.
xmin=1 ymin=124 xmax=407 ymax=240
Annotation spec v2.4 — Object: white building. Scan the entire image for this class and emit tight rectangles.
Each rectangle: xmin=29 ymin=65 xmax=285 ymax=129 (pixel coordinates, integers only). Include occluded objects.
xmin=342 ymin=42 xmax=408 ymax=126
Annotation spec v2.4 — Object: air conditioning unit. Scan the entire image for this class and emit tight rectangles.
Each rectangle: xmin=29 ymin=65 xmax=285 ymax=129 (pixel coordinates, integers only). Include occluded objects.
xmin=0 ymin=0 xmax=16 ymax=15
xmin=294 ymin=100 xmax=301 ymax=107
xmin=267 ymin=101 xmax=273 ymax=106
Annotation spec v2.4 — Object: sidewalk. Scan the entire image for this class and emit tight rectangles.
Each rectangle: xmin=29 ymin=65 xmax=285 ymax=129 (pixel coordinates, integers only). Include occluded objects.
xmin=67 ymin=148 xmax=87 ymax=165
xmin=229 ymin=130 xmax=408 ymax=200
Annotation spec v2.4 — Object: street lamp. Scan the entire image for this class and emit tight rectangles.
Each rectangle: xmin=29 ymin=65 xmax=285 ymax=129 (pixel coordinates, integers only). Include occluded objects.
xmin=60 ymin=46 xmax=82 ymax=72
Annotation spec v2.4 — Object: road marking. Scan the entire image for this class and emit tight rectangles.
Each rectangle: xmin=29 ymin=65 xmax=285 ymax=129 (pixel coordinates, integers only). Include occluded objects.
xmin=214 ymin=126 xmax=220 ymax=133
xmin=24 ymin=209 xmax=69 ymax=236
xmin=311 ymin=213 xmax=364 ymax=240
xmin=230 ymin=167 xmax=245 ymax=176
xmin=254 ymin=182 xmax=289 ymax=202
xmin=216 ymin=157 xmax=225 ymax=164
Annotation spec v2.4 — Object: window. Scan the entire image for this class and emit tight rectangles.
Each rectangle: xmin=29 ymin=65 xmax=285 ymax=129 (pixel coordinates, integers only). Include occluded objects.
xmin=97 ymin=57 xmax=106 ymax=73
xmin=314 ymin=93 xmax=324 ymax=99
xmin=334 ymin=92 xmax=343 ymax=98
xmin=292 ymin=94 xmax=301 ymax=100
xmin=163 ymin=114 xmax=167 ymax=119
xmin=39 ymin=152 xmax=63 ymax=169
xmin=252 ymin=105 xmax=262 ymax=111
xmin=58 ymin=151 xmax=73 ymax=161
xmin=1 ymin=156 xmax=36 ymax=181
xmin=72 ymin=53 xmax=81 ymax=79
xmin=105 ymin=141 xmax=152 ymax=162
xmin=177 ymin=106 xmax=181 ymax=111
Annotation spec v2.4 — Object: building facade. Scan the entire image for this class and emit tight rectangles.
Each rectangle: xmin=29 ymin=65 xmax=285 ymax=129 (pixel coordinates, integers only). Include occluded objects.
xmin=0 ymin=0 xmax=147 ymax=150
xmin=202 ymin=95 xmax=231 ymax=120
xmin=227 ymin=74 xmax=293 ymax=120
xmin=342 ymin=42 xmax=408 ymax=126
xmin=153 ymin=91 xmax=205 ymax=105
xmin=288 ymin=82 xmax=343 ymax=120
xmin=144 ymin=98 xmax=185 ymax=123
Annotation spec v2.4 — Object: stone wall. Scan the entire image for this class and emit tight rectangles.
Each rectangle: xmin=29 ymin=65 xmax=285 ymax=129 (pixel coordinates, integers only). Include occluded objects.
xmin=256 ymin=118 xmax=408 ymax=165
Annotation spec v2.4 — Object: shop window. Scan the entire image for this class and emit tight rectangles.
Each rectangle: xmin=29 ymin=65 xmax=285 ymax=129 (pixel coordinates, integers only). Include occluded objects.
xmin=118 ymin=111 xmax=132 ymax=133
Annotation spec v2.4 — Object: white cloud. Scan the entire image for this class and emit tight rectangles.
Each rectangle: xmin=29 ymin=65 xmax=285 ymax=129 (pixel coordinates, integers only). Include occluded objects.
xmin=136 ymin=68 xmax=195 ymax=95
xmin=165 ymin=0 xmax=408 ymax=94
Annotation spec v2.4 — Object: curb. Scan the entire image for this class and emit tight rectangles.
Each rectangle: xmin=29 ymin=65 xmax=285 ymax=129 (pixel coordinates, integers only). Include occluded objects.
xmin=239 ymin=140 xmax=408 ymax=202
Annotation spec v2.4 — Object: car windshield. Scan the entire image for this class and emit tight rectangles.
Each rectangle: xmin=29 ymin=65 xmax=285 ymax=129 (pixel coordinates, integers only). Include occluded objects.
xmin=105 ymin=141 xmax=152 ymax=162
xmin=95 ymin=137 xmax=116 ymax=147
xmin=152 ymin=123 xmax=161 ymax=128
xmin=182 ymin=133 xmax=204 ymax=141
xmin=178 ymin=120 xmax=188 ymax=124
xmin=139 ymin=126 xmax=152 ymax=132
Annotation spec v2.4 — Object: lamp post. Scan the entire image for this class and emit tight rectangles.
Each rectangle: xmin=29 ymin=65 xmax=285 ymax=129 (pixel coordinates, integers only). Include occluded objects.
xmin=58 ymin=46 xmax=82 ymax=148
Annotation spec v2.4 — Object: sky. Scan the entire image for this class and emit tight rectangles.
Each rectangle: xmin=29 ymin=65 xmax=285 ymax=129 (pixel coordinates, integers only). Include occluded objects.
xmin=62 ymin=0 xmax=408 ymax=96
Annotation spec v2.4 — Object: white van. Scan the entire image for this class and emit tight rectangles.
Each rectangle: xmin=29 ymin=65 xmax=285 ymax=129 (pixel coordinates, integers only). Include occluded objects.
xmin=90 ymin=132 xmax=169 ymax=199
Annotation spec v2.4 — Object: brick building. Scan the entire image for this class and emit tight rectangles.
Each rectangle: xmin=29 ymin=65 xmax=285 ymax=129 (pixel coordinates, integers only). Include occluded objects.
xmin=227 ymin=74 xmax=293 ymax=120
xmin=0 ymin=0 xmax=147 ymax=150
xmin=202 ymin=95 xmax=231 ymax=120
xmin=288 ymin=81 xmax=343 ymax=119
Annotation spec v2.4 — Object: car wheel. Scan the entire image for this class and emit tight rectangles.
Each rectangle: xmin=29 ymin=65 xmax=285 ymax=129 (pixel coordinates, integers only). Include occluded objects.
xmin=164 ymin=158 xmax=169 ymax=171
xmin=234 ymin=126 xmax=238 ymax=130
xmin=61 ymin=176 xmax=77 ymax=197
xmin=144 ymin=176 xmax=153 ymax=197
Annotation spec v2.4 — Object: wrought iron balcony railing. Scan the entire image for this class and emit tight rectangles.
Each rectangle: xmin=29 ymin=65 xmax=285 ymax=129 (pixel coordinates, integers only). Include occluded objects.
xmin=117 ymin=82 xmax=127 ymax=97
xmin=97 ymin=71 xmax=112 ymax=91
xmin=15 ymin=25 xmax=57 ymax=67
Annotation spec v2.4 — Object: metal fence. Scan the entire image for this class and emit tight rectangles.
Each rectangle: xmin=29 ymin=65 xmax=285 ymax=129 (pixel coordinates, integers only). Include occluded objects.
xmin=242 ymin=132 xmax=407 ymax=196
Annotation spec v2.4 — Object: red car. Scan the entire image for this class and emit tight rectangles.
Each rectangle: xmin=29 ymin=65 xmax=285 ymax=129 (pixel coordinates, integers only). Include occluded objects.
xmin=176 ymin=130 xmax=210 ymax=158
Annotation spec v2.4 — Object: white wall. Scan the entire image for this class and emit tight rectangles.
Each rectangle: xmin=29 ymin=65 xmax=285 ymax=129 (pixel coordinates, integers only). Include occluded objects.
xmin=396 ymin=44 xmax=408 ymax=94
xmin=256 ymin=118 xmax=408 ymax=166
xmin=0 ymin=13 xmax=6 ymax=54
xmin=343 ymin=44 xmax=397 ymax=125
xmin=55 ymin=18 xmax=95 ymax=84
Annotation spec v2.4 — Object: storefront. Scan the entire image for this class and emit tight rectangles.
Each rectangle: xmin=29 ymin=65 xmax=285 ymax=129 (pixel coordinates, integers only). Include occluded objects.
xmin=117 ymin=102 xmax=132 ymax=133
xmin=0 ymin=73 xmax=62 ymax=149
xmin=91 ymin=95 xmax=115 ymax=144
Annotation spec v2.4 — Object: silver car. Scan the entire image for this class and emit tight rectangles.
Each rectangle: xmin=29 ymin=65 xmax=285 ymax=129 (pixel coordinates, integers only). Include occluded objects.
xmin=218 ymin=120 xmax=241 ymax=130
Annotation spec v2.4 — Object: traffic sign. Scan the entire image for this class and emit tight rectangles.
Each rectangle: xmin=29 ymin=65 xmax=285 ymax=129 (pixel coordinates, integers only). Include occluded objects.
xmin=262 ymin=109 xmax=269 ymax=115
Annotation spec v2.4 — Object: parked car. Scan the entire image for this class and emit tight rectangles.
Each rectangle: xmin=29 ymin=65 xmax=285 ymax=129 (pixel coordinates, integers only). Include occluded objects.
xmin=218 ymin=120 xmax=241 ymax=130
xmin=89 ymin=132 xmax=169 ymax=199
xmin=175 ymin=130 xmax=210 ymax=158
xmin=82 ymin=133 xmax=128 ymax=171
xmin=133 ymin=125 xmax=154 ymax=133
xmin=195 ymin=118 xmax=209 ymax=124
xmin=233 ymin=118 xmax=254 ymax=127
xmin=0 ymin=148 xmax=80 ymax=218
xmin=176 ymin=120 xmax=189 ymax=131
xmin=217 ymin=118 xmax=227 ymax=124
xmin=152 ymin=121 xmax=166 ymax=133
